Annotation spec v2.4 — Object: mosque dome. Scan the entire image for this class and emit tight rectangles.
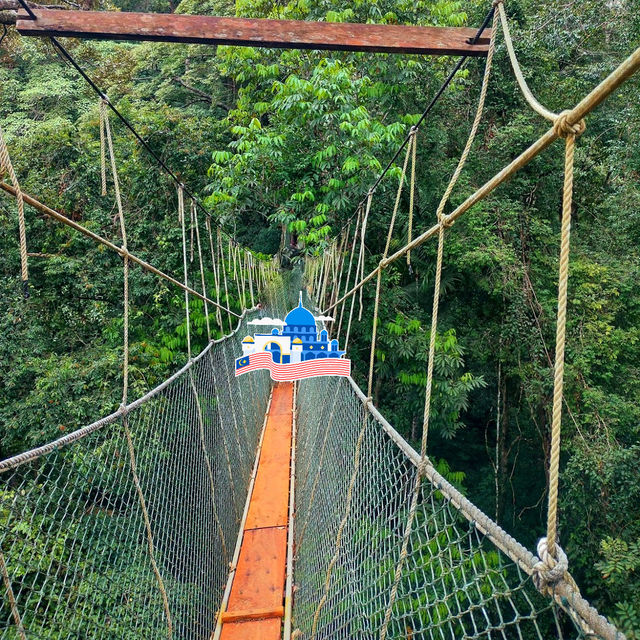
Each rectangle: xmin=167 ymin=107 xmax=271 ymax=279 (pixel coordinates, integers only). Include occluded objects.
xmin=284 ymin=294 xmax=316 ymax=327
xmin=242 ymin=336 xmax=255 ymax=343
xmin=292 ymin=338 xmax=303 ymax=344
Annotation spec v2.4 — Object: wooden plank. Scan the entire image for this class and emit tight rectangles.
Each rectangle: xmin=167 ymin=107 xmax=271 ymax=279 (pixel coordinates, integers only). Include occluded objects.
xmin=219 ymin=618 xmax=281 ymax=640
xmin=269 ymin=381 xmax=294 ymax=416
xmin=16 ymin=9 xmax=490 ymax=56
xmin=226 ymin=526 xmax=287 ymax=612
xmin=220 ymin=606 xmax=284 ymax=623
xmin=245 ymin=411 xmax=292 ymax=529
xmin=217 ymin=383 xmax=293 ymax=640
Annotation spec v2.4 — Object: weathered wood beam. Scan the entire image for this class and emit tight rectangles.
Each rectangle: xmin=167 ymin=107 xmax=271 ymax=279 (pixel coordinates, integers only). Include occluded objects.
xmin=16 ymin=9 xmax=490 ymax=56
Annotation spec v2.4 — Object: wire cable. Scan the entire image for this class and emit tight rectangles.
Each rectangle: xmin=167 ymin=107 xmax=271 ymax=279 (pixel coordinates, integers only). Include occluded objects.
xmin=16 ymin=0 xmax=241 ymax=246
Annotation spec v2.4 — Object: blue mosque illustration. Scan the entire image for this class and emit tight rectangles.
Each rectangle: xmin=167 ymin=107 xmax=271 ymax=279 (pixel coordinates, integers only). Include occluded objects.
xmin=241 ymin=293 xmax=345 ymax=364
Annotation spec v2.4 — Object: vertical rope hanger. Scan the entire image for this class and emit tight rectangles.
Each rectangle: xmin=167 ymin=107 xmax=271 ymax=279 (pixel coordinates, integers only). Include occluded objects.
xmin=0 ymin=123 xmax=29 ymax=297
xmin=206 ymin=219 xmax=223 ymax=331
xmin=534 ymin=114 xmax=586 ymax=589
xmin=497 ymin=0 xmax=586 ymax=582
xmin=102 ymin=100 xmax=173 ymax=638
xmin=218 ymin=228 xmax=233 ymax=332
xmin=178 ymin=186 xmax=191 ymax=360
xmin=344 ymin=192 xmax=372 ymax=351
xmin=337 ymin=208 xmax=362 ymax=338
xmin=406 ymin=128 xmax=418 ymax=271
xmin=379 ymin=8 xmax=498 ymax=637
xmin=192 ymin=200 xmax=211 ymax=342
xmin=0 ymin=550 xmax=26 ymax=640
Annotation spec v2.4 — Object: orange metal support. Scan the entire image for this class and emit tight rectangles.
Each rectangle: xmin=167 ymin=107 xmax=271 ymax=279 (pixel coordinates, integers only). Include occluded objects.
xmin=219 ymin=383 xmax=294 ymax=640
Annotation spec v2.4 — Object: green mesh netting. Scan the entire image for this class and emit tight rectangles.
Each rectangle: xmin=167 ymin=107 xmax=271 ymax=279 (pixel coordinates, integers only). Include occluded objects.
xmin=0 ymin=277 xmax=289 ymax=639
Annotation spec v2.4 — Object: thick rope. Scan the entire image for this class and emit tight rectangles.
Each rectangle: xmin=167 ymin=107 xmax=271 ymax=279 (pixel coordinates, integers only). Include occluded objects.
xmin=368 ymin=131 xmax=415 ymax=398
xmin=497 ymin=2 xmax=557 ymax=122
xmin=380 ymin=11 xmax=498 ymax=637
xmin=103 ymin=105 xmax=173 ymax=638
xmin=247 ymin=252 xmax=255 ymax=307
xmin=324 ymin=41 xmax=640 ymax=317
xmin=0 ymin=550 xmax=27 ymax=640
xmin=178 ymin=186 xmax=192 ymax=359
xmin=357 ymin=194 xmax=371 ymax=322
xmin=102 ymin=103 xmax=129 ymax=405
xmin=546 ymin=116 xmax=584 ymax=559
xmin=99 ymin=98 xmax=107 ymax=196
xmin=189 ymin=199 xmax=195 ymax=264
xmin=384 ymin=129 xmax=414 ymax=257
xmin=0 ymin=122 xmax=29 ymax=296
xmin=329 ymin=227 xmax=349 ymax=329
xmin=407 ymin=129 xmax=417 ymax=270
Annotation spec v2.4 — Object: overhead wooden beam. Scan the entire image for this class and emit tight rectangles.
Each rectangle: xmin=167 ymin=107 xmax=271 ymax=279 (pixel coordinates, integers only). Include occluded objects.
xmin=16 ymin=9 xmax=490 ymax=56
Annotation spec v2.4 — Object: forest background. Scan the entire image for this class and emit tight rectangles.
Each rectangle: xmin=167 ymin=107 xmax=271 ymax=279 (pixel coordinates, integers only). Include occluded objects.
xmin=1 ymin=0 xmax=639 ymax=635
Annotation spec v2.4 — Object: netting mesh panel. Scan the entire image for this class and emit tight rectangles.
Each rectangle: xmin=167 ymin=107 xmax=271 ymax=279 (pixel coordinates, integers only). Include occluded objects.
xmin=294 ymin=375 xmax=590 ymax=640
xmin=0 ymin=276 xmax=288 ymax=639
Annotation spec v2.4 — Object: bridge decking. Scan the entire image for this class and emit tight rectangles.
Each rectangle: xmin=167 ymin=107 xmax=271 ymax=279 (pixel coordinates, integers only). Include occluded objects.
xmin=218 ymin=382 xmax=294 ymax=639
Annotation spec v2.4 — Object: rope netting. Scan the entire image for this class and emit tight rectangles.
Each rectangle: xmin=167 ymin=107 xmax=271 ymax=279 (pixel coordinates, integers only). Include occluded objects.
xmin=0 ymin=277 xmax=289 ymax=640
xmin=293 ymin=373 xmax=605 ymax=639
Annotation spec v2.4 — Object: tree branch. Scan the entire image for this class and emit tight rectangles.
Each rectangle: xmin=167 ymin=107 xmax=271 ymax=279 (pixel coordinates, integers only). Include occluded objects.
xmin=172 ymin=76 xmax=230 ymax=111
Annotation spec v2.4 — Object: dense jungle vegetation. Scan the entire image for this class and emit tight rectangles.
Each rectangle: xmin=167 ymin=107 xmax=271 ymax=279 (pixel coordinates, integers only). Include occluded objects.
xmin=1 ymin=0 xmax=639 ymax=635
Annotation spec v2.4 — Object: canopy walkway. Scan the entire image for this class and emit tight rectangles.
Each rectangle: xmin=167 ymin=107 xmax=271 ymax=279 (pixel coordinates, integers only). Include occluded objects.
xmin=1 ymin=1 xmax=639 ymax=638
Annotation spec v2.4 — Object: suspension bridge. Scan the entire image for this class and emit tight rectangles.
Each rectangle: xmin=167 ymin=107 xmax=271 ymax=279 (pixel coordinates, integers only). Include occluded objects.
xmin=1 ymin=1 xmax=638 ymax=638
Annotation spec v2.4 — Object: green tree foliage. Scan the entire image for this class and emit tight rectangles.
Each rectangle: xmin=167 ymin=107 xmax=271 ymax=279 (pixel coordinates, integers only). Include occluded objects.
xmin=1 ymin=0 xmax=639 ymax=632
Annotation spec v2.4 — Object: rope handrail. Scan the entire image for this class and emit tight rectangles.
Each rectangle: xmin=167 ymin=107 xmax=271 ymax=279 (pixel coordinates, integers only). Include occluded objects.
xmin=0 ymin=180 xmax=243 ymax=318
xmin=322 ymin=40 xmax=640 ymax=316
xmin=344 ymin=375 xmax=622 ymax=640
xmin=0 ymin=305 xmax=259 ymax=474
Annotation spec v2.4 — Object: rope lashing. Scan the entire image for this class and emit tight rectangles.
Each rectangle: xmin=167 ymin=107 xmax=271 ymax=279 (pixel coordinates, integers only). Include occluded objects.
xmin=532 ymin=538 xmax=571 ymax=595
xmin=546 ymin=112 xmax=585 ymax=560
xmin=553 ymin=110 xmax=586 ymax=138
xmin=0 ymin=122 xmax=29 ymax=297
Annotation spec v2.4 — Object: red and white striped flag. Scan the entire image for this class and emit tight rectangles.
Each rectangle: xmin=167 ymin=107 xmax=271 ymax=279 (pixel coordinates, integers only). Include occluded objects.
xmin=235 ymin=351 xmax=351 ymax=382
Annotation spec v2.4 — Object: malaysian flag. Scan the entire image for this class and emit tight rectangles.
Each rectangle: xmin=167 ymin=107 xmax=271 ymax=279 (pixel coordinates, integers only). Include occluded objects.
xmin=235 ymin=351 xmax=351 ymax=382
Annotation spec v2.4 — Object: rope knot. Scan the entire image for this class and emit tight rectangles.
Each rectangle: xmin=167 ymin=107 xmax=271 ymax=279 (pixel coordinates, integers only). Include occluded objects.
xmin=118 ymin=402 xmax=128 ymax=417
xmin=492 ymin=0 xmax=503 ymax=7
xmin=532 ymin=537 xmax=569 ymax=594
xmin=553 ymin=110 xmax=586 ymax=139
xmin=438 ymin=213 xmax=453 ymax=229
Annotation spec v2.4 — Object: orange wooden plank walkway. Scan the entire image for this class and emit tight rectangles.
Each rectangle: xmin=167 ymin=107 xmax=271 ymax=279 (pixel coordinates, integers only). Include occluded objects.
xmin=218 ymin=382 xmax=294 ymax=640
